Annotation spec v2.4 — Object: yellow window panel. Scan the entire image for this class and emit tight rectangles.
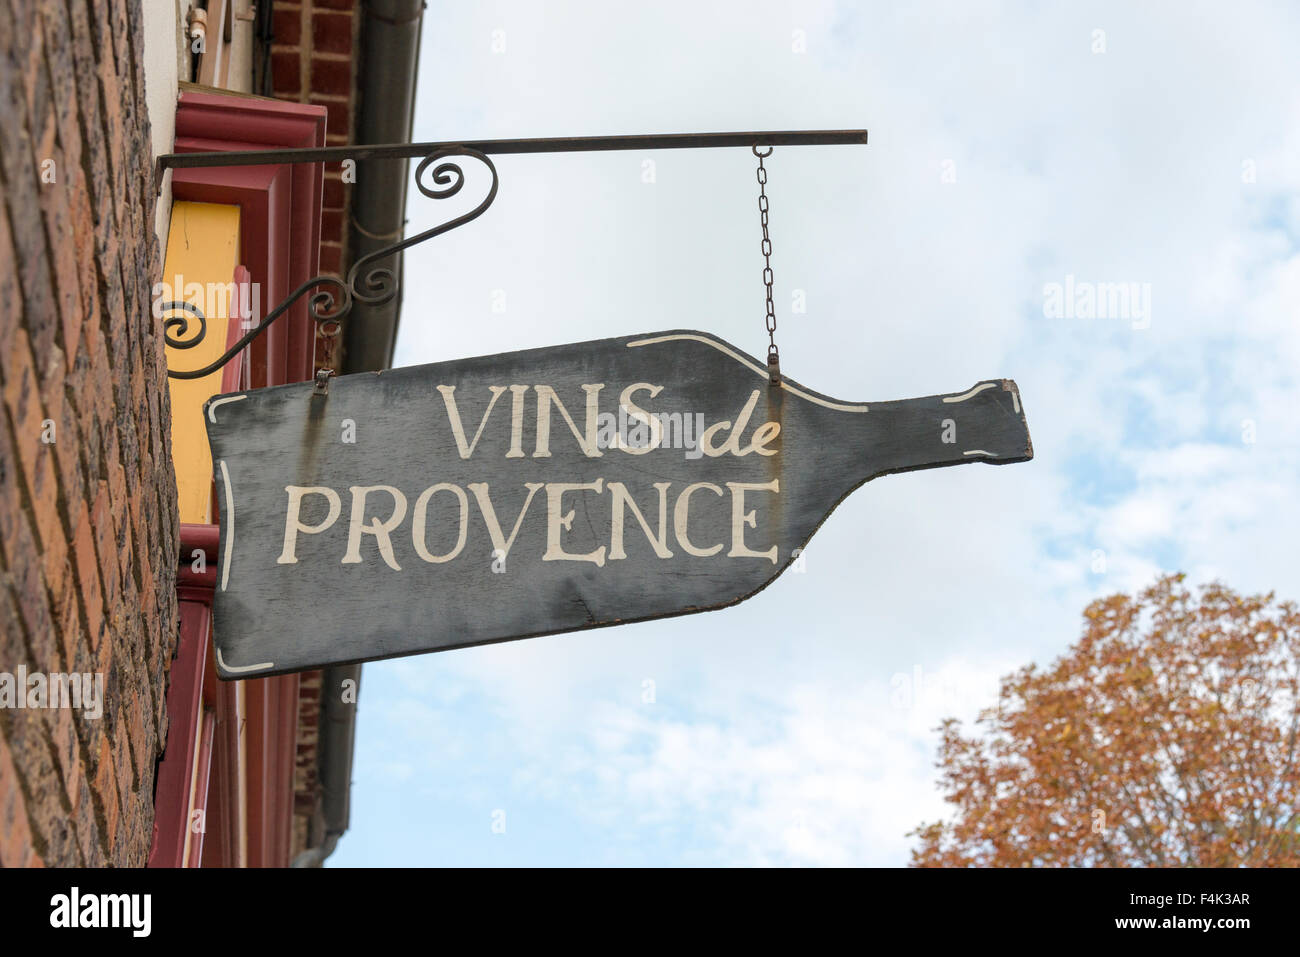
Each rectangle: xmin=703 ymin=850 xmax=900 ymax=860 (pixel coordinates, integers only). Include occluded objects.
xmin=163 ymin=201 xmax=242 ymax=525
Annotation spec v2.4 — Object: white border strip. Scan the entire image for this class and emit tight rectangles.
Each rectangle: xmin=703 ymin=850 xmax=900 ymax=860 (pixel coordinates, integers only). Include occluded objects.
xmin=218 ymin=460 xmax=235 ymax=591
xmin=216 ymin=648 xmax=274 ymax=675
xmin=963 ymin=449 xmax=997 ymax=457
xmin=627 ymin=334 xmax=869 ymax=413
xmin=212 ymin=441 xmax=273 ymax=674
xmin=207 ymin=394 xmax=247 ymax=423
xmin=944 ymin=382 xmax=995 ymax=404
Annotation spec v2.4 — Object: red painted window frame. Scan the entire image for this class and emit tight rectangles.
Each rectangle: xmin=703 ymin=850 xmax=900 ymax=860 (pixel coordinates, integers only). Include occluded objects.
xmin=150 ymin=92 xmax=327 ymax=868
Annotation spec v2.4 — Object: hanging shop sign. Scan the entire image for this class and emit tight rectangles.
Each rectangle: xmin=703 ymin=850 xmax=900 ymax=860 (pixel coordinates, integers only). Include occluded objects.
xmin=204 ymin=330 xmax=1032 ymax=677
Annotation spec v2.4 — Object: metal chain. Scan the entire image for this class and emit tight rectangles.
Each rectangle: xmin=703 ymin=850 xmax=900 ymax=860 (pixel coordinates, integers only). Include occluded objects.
xmin=753 ymin=145 xmax=780 ymax=384
xmin=314 ymin=319 xmax=339 ymax=395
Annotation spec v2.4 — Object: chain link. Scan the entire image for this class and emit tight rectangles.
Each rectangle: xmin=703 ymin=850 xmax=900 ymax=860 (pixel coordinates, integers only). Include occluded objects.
xmin=314 ymin=318 xmax=339 ymax=394
xmin=753 ymin=145 xmax=780 ymax=384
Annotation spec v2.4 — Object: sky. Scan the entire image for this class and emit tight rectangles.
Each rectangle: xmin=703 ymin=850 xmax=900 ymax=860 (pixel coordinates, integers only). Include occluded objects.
xmin=329 ymin=0 xmax=1300 ymax=866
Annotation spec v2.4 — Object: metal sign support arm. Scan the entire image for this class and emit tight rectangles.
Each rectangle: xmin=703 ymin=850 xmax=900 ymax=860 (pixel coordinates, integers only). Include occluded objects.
xmin=158 ymin=130 xmax=868 ymax=380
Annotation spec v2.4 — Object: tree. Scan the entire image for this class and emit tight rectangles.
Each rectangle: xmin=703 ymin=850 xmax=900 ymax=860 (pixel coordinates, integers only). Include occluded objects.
xmin=910 ymin=574 xmax=1300 ymax=867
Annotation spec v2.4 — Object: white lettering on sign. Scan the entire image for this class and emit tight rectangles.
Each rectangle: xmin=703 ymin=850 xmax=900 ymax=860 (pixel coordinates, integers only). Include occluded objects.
xmin=275 ymin=382 xmax=784 ymax=569
xmin=278 ymin=477 xmax=781 ymax=568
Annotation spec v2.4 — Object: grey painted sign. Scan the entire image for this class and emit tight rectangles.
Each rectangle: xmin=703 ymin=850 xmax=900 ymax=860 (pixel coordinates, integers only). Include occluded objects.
xmin=204 ymin=330 xmax=1032 ymax=678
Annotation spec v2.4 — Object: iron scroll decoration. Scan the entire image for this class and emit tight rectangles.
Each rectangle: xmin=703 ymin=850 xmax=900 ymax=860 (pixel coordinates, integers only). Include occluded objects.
xmin=163 ymin=147 xmax=500 ymax=380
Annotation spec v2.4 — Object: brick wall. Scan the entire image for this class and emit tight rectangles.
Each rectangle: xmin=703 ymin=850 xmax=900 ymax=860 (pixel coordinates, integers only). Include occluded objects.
xmin=0 ymin=0 xmax=179 ymax=866
xmin=270 ymin=0 xmax=360 ymax=277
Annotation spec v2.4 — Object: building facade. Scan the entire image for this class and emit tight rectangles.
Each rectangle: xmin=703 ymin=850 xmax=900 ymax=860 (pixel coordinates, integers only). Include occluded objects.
xmin=0 ymin=0 xmax=423 ymax=867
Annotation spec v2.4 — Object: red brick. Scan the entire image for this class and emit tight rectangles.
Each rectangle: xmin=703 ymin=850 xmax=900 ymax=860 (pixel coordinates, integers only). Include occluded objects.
xmin=55 ymin=705 xmax=82 ymax=812
xmin=0 ymin=733 xmax=37 ymax=867
xmin=36 ymin=349 xmax=65 ymax=448
xmin=57 ymin=576 xmax=82 ymax=679
xmin=112 ymin=716 xmax=133 ymax=805
xmin=23 ymin=15 xmax=50 ymax=144
xmin=271 ymin=49 xmax=301 ymax=94
xmin=97 ymin=67 xmax=127 ymax=231
xmin=29 ymin=443 xmax=62 ymax=555
xmin=37 ymin=176 xmax=83 ymax=365
xmin=0 ymin=200 xmax=18 ymax=344
xmin=319 ymin=242 xmax=343 ymax=275
xmin=70 ymin=501 xmax=104 ymax=644
xmin=72 ymin=778 xmax=101 ymax=864
xmin=2 ymin=329 xmax=48 ymax=512
xmin=39 ymin=0 xmax=86 ymax=166
xmin=320 ymin=207 xmax=344 ymax=242
xmin=271 ymin=6 xmax=302 ymax=45
xmin=0 ymin=418 xmax=23 ymax=555
xmin=40 ymin=521 xmax=70 ymax=631
xmin=94 ymin=617 xmax=112 ymax=684
xmin=312 ymin=10 xmax=354 ymax=55
xmin=93 ymin=734 xmax=119 ymax=851
xmin=127 ymin=692 xmax=148 ymax=776
xmin=116 ymin=527 xmax=136 ymax=607
xmin=7 ymin=518 xmax=59 ymax=668
xmin=108 ymin=456 xmax=127 ymax=534
xmin=91 ymin=482 xmax=121 ymax=611
xmin=51 ymin=406 xmax=84 ymax=526
xmin=323 ymin=174 xmax=345 ymax=208
xmin=310 ymin=56 xmax=352 ymax=95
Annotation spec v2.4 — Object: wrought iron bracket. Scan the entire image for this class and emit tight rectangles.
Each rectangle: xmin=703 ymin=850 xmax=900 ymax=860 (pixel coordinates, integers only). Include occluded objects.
xmin=163 ymin=147 xmax=500 ymax=379
xmin=158 ymin=130 xmax=868 ymax=380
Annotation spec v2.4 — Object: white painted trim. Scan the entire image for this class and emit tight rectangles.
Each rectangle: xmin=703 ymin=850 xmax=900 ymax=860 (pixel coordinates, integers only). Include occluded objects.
xmin=627 ymin=334 xmax=869 ymax=413
xmin=944 ymin=383 xmax=996 ymax=404
xmin=218 ymin=460 xmax=235 ymax=590
xmin=207 ymin=394 xmax=247 ymax=423
xmin=215 ymin=648 xmax=274 ymax=675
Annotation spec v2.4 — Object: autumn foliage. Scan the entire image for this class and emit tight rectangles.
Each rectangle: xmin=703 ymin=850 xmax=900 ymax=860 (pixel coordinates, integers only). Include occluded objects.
xmin=910 ymin=574 xmax=1300 ymax=866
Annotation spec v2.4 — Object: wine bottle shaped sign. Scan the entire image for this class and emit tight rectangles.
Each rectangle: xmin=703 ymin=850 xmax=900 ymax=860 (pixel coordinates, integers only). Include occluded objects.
xmin=204 ymin=330 xmax=1032 ymax=677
